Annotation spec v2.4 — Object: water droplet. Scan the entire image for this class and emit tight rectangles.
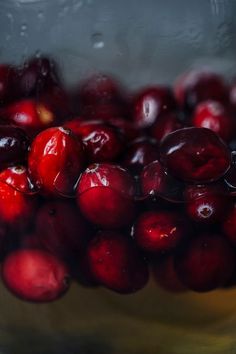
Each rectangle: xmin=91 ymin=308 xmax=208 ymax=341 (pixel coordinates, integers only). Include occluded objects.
xmin=91 ymin=33 xmax=105 ymax=49
xmin=35 ymin=50 xmax=41 ymax=58
xmin=21 ymin=23 xmax=27 ymax=31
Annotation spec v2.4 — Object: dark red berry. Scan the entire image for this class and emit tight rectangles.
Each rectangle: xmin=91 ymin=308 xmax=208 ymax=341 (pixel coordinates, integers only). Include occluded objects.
xmin=140 ymin=160 xmax=168 ymax=197
xmin=0 ymin=64 xmax=18 ymax=105
xmin=192 ymin=100 xmax=234 ymax=142
xmin=77 ymin=163 xmax=136 ymax=228
xmin=222 ymin=204 xmax=236 ymax=246
xmin=175 ymin=234 xmax=235 ymax=292
xmin=28 ymin=127 xmax=84 ymax=196
xmin=133 ymin=210 xmax=187 ymax=253
xmin=159 ymin=127 xmax=231 ymax=183
xmin=109 ymin=118 xmax=140 ymax=142
xmin=224 ymin=164 xmax=236 ymax=189
xmin=151 ymin=112 xmax=182 ymax=142
xmin=132 ymin=86 xmax=176 ymax=128
xmin=87 ymin=230 xmax=149 ymax=293
xmin=0 ymin=165 xmax=39 ymax=194
xmin=80 ymin=102 xmax=128 ymax=121
xmin=2 ymin=249 xmax=70 ymax=302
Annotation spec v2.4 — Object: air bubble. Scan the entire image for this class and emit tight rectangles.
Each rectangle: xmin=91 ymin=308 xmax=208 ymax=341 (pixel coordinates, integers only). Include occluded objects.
xmin=91 ymin=33 xmax=105 ymax=49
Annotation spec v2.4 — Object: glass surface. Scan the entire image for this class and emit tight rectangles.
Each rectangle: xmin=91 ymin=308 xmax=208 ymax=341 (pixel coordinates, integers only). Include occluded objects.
xmin=0 ymin=1 xmax=236 ymax=353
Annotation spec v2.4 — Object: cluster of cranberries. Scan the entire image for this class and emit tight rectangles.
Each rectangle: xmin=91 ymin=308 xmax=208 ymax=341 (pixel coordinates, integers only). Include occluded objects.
xmin=0 ymin=56 xmax=236 ymax=303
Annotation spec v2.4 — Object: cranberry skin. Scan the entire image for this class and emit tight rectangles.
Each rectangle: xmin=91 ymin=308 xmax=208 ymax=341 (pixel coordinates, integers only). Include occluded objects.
xmin=28 ymin=127 xmax=84 ymax=196
xmin=77 ymin=163 xmax=136 ymax=228
xmin=17 ymin=56 xmax=60 ymax=97
xmin=2 ymin=249 xmax=70 ymax=302
xmin=109 ymin=118 xmax=140 ymax=142
xmin=35 ymin=201 xmax=89 ymax=260
xmin=159 ymin=127 xmax=231 ymax=183
xmin=192 ymin=100 xmax=234 ymax=142
xmin=185 ymin=184 xmax=230 ymax=224
xmin=0 ymin=64 xmax=18 ymax=104
xmin=122 ymin=137 xmax=159 ymax=174
xmin=0 ymin=125 xmax=29 ymax=168
xmin=175 ymin=234 xmax=235 ymax=292
xmin=133 ymin=211 xmax=187 ymax=253
xmin=140 ymin=160 xmax=168 ymax=197
xmin=174 ymin=70 xmax=227 ymax=111
xmin=153 ymin=255 xmax=186 ymax=293
xmin=224 ymin=165 xmax=236 ymax=189
xmin=132 ymin=86 xmax=176 ymax=128
xmin=87 ymin=231 xmax=149 ymax=294
xmin=222 ymin=205 xmax=236 ymax=246
xmin=151 ymin=112 xmax=183 ymax=142
xmin=0 ymin=165 xmax=38 ymax=194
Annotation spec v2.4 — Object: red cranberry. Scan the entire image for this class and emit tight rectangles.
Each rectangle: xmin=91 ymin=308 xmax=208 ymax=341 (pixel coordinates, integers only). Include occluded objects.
xmin=35 ymin=201 xmax=89 ymax=260
xmin=133 ymin=210 xmax=187 ymax=253
xmin=87 ymin=230 xmax=149 ymax=293
xmin=140 ymin=160 xmax=168 ymax=197
xmin=2 ymin=249 xmax=70 ymax=302
xmin=159 ymin=127 xmax=231 ymax=183
xmin=185 ymin=184 xmax=230 ymax=224
xmin=0 ymin=64 xmax=18 ymax=105
xmin=152 ymin=255 xmax=186 ymax=293
xmin=222 ymin=204 xmax=236 ymax=246
xmin=175 ymin=233 xmax=235 ymax=292
xmin=109 ymin=118 xmax=140 ymax=142
xmin=132 ymin=86 xmax=176 ymax=128
xmin=77 ymin=163 xmax=136 ymax=228
xmin=28 ymin=127 xmax=84 ymax=196
xmin=0 ymin=165 xmax=38 ymax=194
xmin=174 ymin=70 xmax=227 ymax=111
xmin=0 ymin=125 xmax=29 ymax=169
xmin=80 ymin=102 xmax=128 ymax=121
xmin=192 ymin=100 xmax=234 ymax=142
xmin=65 ymin=120 xmax=124 ymax=162
xmin=122 ymin=137 xmax=159 ymax=174
xmin=17 ymin=56 xmax=60 ymax=97
xmin=151 ymin=112 xmax=183 ymax=142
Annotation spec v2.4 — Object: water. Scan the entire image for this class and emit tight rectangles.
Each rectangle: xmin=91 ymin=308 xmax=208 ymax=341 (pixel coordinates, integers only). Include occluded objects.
xmin=91 ymin=33 xmax=105 ymax=49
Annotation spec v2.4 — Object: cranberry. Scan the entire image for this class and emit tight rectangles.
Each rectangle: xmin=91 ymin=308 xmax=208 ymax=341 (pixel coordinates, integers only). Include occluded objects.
xmin=159 ymin=127 xmax=231 ymax=183
xmin=2 ymin=249 xmax=70 ymax=302
xmin=153 ymin=255 xmax=186 ymax=293
xmin=87 ymin=230 xmax=149 ymax=293
xmin=192 ymin=100 xmax=234 ymax=142
xmin=17 ymin=56 xmax=60 ymax=97
xmin=222 ymin=204 xmax=236 ymax=246
xmin=175 ymin=233 xmax=235 ymax=292
xmin=28 ymin=127 xmax=84 ymax=196
xmin=109 ymin=118 xmax=140 ymax=142
xmin=133 ymin=210 xmax=187 ymax=253
xmin=0 ymin=64 xmax=18 ymax=105
xmin=229 ymin=82 xmax=236 ymax=114
xmin=174 ymin=70 xmax=227 ymax=111
xmin=35 ymin=200 xmax=89 ymax=260
xmin=132 ymin=86 xmax=176 ymax=128
xmin=65 ymin=120 xmax=124 ymax=162
xmin=140 ymin=160 xmax=168 ymax=197
xmin=80 ymin=102 xmax=128 ymax=121
xmin=185 ymin=184 xmax=230 ymax=224
xmin=122 ymin=137 xmax=159 ymax=174
xmin=224 ymin=164 xmax=236 ymax=189
xmin=77 ymin=163 xmax=136 ymax=228
xmin=0 ymin=126 xmax=29 ymax=169
xmin=0 ymin=165 xmax=38 ymax=194
xmin=151 ymin=112 xmax=183 ymax=142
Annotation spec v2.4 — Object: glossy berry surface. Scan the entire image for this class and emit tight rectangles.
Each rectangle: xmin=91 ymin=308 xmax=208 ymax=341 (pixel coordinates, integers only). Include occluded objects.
xmin=2 ymin=249 xmax=70 ymax=302
xmin=140 ymin=160 xmax=168 ymax=197
xmin=0 ymin=165 xmax=38 ymax=194
xmin=87 ymin=231 xmax=149 ymax=293
xmin=175 ymin=234 xmax=235 ymax=292
xmin=159 ymin=127 xmax=231 ymax=183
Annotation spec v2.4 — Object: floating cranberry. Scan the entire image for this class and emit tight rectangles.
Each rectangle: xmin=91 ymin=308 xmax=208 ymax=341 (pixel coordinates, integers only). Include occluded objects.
xmin=77 ymin=163 xmax=135 ymax=228
xmin=132 ymin=86 xmax=176 ymax=128
xmin=140 ymin=160 xmax=168 ymax=197
xmin=28 ymin=127 xmax=84 ymax=196
xmin=35 ymin=200 xmax=89 ymax=260
xmin=87 ymin=231 xmax=149 ymax=293
xmin=151 ymin=112 xmax=182 ymax=142
xmin=159 ymin=127 xmax=231 ymax=183
xmin=133 ymin=210 xmax=187 ymax=253
xmin=0 ymin=64 xmax=18 ymax=105
xmin=153 ymin=255 xmax=186 ymax=293
xmin=174 ymin=70 xmax=227 ymax=111
xmin=0 ymin=126 xmax=29 ymax=169
xmin=2 ymin=249 xmax=70 ymax=302
xmin=192 ymin=100 xmax=234 ymax=142
xmin=122 ymin=137 xmax=159 ymax=174
xmin=0 ymin=165 xmax=38 ymax=194
xmin=175 ymin=234 xmax=235 ymax=292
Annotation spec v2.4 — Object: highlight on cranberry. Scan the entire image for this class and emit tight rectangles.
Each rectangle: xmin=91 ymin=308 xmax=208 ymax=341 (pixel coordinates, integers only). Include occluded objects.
xmin=0 ymin=54 xmax=236 ymax=302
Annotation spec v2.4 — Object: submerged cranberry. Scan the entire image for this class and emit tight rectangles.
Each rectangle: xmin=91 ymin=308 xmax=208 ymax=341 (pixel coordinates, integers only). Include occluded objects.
xmin=0 ymin=64 xmax=18 ymax=105
xmin=151 ymin=112 xmax=182 ymax=142
xmin=192 ymin=100 xmax=234 ymax=142
xmin=0 ymin=126 xmax=29 ymax=169
xmin=87 ymin=231 xmax=149 ymax=293
xmin=28 ymin=127 xmax=84 ymax=196
xmin=132 ymin=86 xmax=176 ymax=128
xmin=175 ymin=234 xmax=235 ymax=292
xmin=77 ymin=163 xmax=135 ymax=228
xmin=35 ymin=201 xmax=89 ymax=260
xmin=159 ymin=127 xmax=231 ymax=183
xmin=133 ymin=211 xmax=187 ymax=253
xmin=174 ymin=70 xmax=227 ymax=111
xmin=122 ymin=137 xmax=159 ymax=174
xmin=140 ymin=160 xmax=168 ymax=197
xmin=2 ymin=249 xmax=70 ymax=302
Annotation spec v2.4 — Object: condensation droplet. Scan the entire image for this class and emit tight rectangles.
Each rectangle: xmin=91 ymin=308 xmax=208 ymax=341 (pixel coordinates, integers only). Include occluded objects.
xmin=91 ymin=33 xmax=105 ymax=49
